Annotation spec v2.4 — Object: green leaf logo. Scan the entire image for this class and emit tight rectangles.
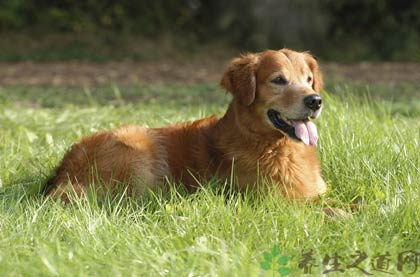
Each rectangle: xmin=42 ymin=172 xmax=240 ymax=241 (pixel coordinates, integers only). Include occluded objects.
xmin=278 ymin=267 xmax=292 ymax=276
xmin=277 ymin=255 xmax=291 ymax=266
xmin=272 ymin=245 xmax=281 ymax=256
xmin=260 ymin=261 xmax=271 ymax=270
xmin=263 ymin=251 xmax=272 ymax=261
xmin=260 ymin=244 xmax=292 ymax=276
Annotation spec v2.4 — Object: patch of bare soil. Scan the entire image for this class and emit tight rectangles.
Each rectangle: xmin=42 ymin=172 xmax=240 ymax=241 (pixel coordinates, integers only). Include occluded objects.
xmin=322 ymin=62 xmax=420 ymax=84
xmin=0 ymin=60 xmax=419 ymax=87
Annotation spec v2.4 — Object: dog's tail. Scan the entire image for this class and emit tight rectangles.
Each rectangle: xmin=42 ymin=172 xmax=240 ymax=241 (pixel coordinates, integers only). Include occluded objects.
xmin=41 ymin=173 xmax=57 ymax=196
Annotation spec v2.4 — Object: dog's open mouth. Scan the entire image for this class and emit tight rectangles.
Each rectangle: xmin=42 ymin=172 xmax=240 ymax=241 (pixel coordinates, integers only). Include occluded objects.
xmin=267 ymin=109 xmax=318 ymax=145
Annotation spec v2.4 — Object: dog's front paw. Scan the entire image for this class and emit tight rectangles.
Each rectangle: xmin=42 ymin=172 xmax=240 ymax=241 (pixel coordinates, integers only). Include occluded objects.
xmin=323 ymin=207 xmax=352 ymax=218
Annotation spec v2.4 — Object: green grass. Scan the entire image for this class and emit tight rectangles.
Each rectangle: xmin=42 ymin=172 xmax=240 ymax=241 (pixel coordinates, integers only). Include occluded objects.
xmin=0 ymin=82 xmax=419 ymax=276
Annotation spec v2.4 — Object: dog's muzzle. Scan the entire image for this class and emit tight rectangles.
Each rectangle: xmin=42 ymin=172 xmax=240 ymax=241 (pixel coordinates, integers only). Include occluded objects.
xmin=267 ymin=108 xmax=319 ymax=146
xmin=304 ymin=94 xmax=322 ymax=111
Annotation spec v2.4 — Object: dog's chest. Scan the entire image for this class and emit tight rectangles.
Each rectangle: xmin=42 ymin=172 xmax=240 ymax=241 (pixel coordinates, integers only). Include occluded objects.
xmin=258 ymin=146 xmax=300 ymax=178
xmin=234 ymin=142 xmax=322 ymax=189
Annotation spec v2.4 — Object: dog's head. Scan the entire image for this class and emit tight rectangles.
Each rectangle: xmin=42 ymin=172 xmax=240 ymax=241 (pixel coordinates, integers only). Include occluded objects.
xmin=221 ymin=49 xmax=323 ymax=145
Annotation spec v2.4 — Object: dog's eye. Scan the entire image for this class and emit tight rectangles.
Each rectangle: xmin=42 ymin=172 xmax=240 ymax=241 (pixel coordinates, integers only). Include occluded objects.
xmin=271 ymin=76 xmax=288 ymax=85
xmin=307 ymin=76 xmax=312 ymax=83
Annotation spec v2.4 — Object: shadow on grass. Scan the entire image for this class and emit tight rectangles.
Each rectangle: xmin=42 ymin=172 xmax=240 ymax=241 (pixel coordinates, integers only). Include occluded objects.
xmin=0 ymin=172 xmax=355 ymax=222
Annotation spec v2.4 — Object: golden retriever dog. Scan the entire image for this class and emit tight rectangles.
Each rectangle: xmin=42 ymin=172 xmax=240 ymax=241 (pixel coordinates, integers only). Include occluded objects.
xmin=44 ymin=49 xmax=328 ymax=203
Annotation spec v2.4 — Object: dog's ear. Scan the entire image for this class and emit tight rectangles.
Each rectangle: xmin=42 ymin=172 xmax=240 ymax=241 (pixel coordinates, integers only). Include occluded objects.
xmin=304 ymin=53 xmax=323 ymax=93
xmin=221 ymin=54 xmax=259 ymax=105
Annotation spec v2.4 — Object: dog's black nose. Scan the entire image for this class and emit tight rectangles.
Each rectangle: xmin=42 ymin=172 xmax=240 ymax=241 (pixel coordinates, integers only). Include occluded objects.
xmin=304 ymin=94 xmax=322 ymax=110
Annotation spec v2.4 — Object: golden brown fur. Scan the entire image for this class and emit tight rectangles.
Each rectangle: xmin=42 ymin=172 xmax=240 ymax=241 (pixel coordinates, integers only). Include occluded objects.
xmin=45 ymin=49 xmax=327 ymax=202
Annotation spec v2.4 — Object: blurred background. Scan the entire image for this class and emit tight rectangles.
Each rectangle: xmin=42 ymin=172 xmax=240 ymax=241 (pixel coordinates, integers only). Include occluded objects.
xmin=1 ymin=0 xmax=419 ymax=60
xmin=0 ymin=0 xmax=419 ymax=86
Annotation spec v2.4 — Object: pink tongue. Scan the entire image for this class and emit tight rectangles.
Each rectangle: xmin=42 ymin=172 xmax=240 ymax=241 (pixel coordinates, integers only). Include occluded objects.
xmin=292 ymin=121 xmax=318 ymax=145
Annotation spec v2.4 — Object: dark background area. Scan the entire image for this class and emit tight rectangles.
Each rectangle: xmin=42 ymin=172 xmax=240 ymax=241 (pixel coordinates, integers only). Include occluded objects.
xmin=0 ymin=0 xmax=419 ymax=62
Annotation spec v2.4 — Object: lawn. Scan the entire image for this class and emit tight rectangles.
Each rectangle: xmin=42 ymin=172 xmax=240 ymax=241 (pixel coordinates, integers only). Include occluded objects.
xmin=0 ymin=81 xmax=419 ymax=276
